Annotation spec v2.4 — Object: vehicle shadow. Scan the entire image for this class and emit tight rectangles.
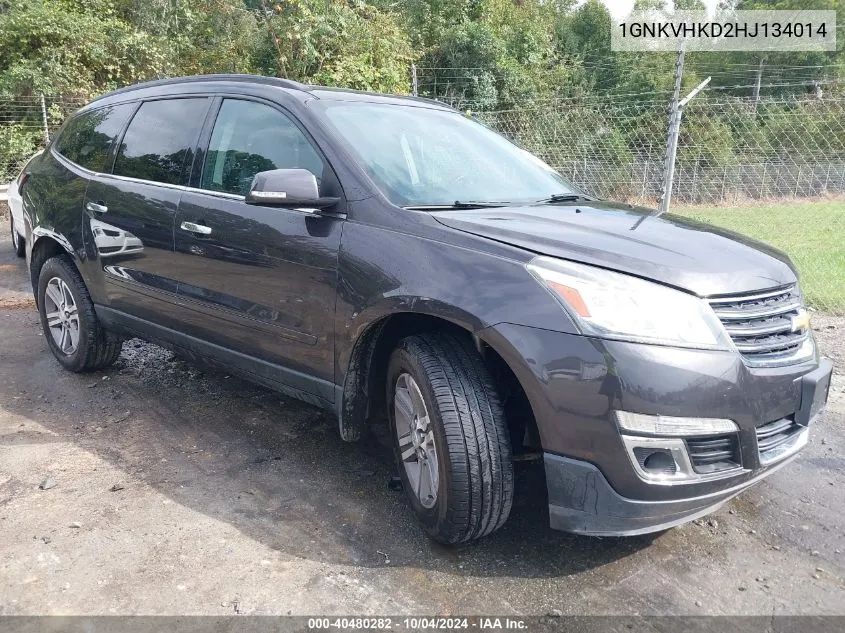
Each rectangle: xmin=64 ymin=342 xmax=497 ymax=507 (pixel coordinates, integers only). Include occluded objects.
xmin=0 ymin=322 xmax=657 ymax=580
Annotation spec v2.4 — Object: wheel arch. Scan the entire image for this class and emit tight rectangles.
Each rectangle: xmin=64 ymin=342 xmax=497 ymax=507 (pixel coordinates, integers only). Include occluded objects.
xmin=337 ymin=309 xmax=540 ymax=454
xmin=29 ymin=232 xmax=76 ymax=306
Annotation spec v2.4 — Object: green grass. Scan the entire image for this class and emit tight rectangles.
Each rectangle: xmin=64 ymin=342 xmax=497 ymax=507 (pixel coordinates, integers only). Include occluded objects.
xmin=675 ymin=201 xmax=845 ymax=315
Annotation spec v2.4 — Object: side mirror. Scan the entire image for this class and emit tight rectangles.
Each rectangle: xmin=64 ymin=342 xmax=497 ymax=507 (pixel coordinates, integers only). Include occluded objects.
xmin=245 ymin=168 xmax=340 ymax=210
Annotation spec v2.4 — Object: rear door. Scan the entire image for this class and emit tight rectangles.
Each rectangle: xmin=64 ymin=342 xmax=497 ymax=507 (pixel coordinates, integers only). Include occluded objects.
xmin=82 ymin=97 xmax=211 ymax=327
xmin=172 ymin=97 xmax=344 ymax=395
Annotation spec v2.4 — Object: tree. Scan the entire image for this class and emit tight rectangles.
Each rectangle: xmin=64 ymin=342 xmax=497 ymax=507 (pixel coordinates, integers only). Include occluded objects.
xmin=674 ymin=0 xmax=706 ymax=9
xmin=0 ymin=0 xmax=172 ymax=97
xmin=252 ymin=0 xmax=413 ymax=93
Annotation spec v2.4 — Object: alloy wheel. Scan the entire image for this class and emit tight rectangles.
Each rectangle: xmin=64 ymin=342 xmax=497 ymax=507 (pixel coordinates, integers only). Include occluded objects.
xmin=44 ymin=277 xmax=80 ymax=355
xmin=394 ymin=373 xmax=439 ymax=509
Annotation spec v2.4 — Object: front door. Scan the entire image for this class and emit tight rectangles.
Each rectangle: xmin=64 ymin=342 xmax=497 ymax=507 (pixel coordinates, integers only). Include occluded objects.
xmin=83 ymin=97 xmax=211 ymax=328
xmin=172 ymin=98 xmax=343 ymax=397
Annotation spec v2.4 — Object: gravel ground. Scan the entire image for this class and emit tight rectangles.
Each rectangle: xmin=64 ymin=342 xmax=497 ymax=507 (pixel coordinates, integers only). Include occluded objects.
xmin=1 ymin=210 xmax=844 ymax=615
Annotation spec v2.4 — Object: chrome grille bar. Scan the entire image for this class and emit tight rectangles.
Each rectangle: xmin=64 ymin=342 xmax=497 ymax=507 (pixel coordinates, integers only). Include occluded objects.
xmin=756 ymin=417 xmax=806 ymax=464
xmin=722 ymin=316 xmax=795 ymax=337
xmin=707 ymin=284 xmax=813 ymax=367
xmin=712 ymin=299 xmax=803 ymax=320
xmin=732 ymin=331 xmax=810 ymax=353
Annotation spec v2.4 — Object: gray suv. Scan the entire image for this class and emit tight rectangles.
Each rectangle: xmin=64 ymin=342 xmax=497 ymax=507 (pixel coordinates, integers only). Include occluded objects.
xmin=19 ymin=75 xmax=833 ymax=542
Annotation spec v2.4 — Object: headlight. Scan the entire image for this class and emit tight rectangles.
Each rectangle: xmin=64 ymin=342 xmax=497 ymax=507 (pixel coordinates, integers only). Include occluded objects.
xmin=526 ymin=256 xmax=731 ymax=350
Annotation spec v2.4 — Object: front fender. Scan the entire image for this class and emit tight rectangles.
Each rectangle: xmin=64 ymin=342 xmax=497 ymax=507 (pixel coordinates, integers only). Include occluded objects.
xmin=332 ymin=220 xmax=582 ymax=441
xmin=334 ymin=220 xmax=579 ymax=376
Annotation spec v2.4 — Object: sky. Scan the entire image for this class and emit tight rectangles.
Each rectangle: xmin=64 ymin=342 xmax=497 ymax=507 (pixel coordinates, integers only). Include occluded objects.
xmin=598 ymin=0 xmax=722 ymax=18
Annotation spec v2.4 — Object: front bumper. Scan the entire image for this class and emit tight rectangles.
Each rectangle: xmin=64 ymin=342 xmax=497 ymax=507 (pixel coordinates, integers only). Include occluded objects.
xmin=479 ymin=323 xmax=833 ymax=535
xmin=545 ymin=443 xmax=804 ymax=536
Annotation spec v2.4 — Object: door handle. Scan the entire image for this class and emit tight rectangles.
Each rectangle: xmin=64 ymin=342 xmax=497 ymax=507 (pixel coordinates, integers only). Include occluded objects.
xmin=180 ymin=221 xmax=212 ymax=235
xmin=86 ymin=201 xmax=108 ymax=214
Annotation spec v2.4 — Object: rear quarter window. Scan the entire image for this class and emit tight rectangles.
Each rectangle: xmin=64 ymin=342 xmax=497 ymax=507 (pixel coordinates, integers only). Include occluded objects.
xmin=54 ymin=103 xmax=135 ymax=172
xmin=113 ymin=98 xmax=209 ymax=186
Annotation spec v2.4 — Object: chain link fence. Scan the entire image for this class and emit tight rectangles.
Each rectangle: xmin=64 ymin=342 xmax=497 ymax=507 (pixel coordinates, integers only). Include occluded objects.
xmin=1 ymin=95 xmax=85 ymax=185
xmin=474 ymin=96 xmax=845 ymax=205
xmin=470 ymin=95 xmax=845 ymax=314
xmin=2 ymin=90 xmax=843 ymax=313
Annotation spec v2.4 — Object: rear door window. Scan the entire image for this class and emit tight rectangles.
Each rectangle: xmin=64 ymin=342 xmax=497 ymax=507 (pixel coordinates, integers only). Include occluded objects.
xmin=54 ymin=103 xmax=135 ymax=172
xmin=114 ymin=98 xmax=209 ymax=185
xmin=200 ymin=99 xmax=324 ymax=196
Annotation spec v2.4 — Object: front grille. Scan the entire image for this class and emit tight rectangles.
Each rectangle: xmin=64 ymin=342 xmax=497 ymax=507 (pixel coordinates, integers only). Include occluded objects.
xmin=708 ymin=285 xmax=811 ymax=366
xmin=756 ymin=417 xmax=804 ymax=463
xmin=685 ymin=434 xmax=740 ymax=474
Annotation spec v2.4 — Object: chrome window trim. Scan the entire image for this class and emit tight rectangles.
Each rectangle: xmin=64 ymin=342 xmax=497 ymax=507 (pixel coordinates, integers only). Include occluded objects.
xmin=51 ymin=148 xmax=245 ymax=201
xmin=54 ymin=148 xmax=340 ymax=217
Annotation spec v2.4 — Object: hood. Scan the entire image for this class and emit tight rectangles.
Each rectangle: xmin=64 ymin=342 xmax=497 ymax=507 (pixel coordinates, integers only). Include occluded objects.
xmin=432 ymin=202 xmax=796 ymax=297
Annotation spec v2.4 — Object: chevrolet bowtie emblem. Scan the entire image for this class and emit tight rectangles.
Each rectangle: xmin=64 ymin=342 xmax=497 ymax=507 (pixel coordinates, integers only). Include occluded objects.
xmin=791 ymin=309 xmax=810 ymax=332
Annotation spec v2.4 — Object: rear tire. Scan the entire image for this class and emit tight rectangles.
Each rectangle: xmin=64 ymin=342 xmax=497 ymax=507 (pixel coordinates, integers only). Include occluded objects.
xmin=387 ymin=333 xmax=513 ymax=544
xmin=37 ymin=255 xmax=123 ymax=372
xmin=10 ymin=216 xmax=25 ymax=257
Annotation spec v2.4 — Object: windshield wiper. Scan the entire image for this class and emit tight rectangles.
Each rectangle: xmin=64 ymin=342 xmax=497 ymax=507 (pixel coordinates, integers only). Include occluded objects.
xmin=536 ymin=193 xmax=596 ymax=204
xmin=403 ymin=200 xmax=511 ymax=210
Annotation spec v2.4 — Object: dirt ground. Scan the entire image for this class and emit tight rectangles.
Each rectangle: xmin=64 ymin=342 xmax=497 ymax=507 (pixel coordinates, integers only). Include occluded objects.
xmin=1 ymin=209 xmax=844 ymax=616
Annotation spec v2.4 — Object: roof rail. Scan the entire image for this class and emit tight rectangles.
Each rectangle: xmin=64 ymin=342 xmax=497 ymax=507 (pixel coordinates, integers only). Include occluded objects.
xmin=91 ymin=74 xmax=310 ymax=102
xmin=307 ymin=85 xmax=455 ymax=109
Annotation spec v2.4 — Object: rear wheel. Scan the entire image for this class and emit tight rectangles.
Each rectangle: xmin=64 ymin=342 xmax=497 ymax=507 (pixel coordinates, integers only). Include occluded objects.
xmin=387 ymin=333 xmax=513 ymax=544
xmin=10 ymin=216 xmax=25 ymax=257
xmin=37 ymin=255 xmax=123 ymax=372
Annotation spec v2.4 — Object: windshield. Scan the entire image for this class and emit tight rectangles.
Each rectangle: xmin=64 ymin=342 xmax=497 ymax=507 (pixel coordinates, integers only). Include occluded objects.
xmin=317 ymin=101 xmax=575 ymax=207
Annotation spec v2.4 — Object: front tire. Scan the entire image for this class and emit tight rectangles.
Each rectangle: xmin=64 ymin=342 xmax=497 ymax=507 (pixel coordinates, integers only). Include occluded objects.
xmin=10 ymin=216 xmax=25 ymax=257
xmin=387 ymin=333 xmax=513 ymax=544
xmin=37 ymin=255 xmax=123 ymax=372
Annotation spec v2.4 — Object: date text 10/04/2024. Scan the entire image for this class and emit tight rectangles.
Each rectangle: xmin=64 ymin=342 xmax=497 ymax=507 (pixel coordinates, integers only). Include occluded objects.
xmin=307 ymin=618 xmax=529 ymax=630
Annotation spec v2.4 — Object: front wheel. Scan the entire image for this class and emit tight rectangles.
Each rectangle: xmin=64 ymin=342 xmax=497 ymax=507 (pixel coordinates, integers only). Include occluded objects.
xmin=37 ymin=255 xmax=123 ymax=372
xmin=387 ymin=333 xmax=513 ymax=544
xmin=10 ymin=215 xmax=25 ymax=257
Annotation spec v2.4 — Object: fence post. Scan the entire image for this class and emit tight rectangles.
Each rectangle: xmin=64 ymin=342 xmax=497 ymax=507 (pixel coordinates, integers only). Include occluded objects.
xmin=691 ymin=158 xmax=699 ymax=204
xmin=752 ymin=57 xmax=764 ymax=112
xmin=658 ymin=47 xmax=685 ymax=216
xmin=411 ymin=64 xmax=418 ymax=97
xmin=40 ymin=93 xmax=50 ymax=144
xmin=641 ymin=159 xmax=649 ymax=199
xmin=657 ymin=44 xmax=710 ymax=217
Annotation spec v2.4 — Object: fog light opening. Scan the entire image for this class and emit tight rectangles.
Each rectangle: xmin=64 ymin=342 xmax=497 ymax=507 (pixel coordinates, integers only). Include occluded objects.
xmin=643 ymin=451 xmax=677 ymax=474
xmin=633 ymin=447 xmax=678 ymax=476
